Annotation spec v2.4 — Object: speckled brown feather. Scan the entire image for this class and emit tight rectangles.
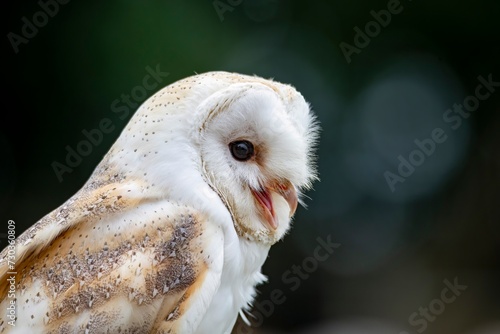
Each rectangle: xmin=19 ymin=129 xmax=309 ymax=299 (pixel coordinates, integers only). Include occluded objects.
xmin=0 ymin=175 xmax=214 ymax=333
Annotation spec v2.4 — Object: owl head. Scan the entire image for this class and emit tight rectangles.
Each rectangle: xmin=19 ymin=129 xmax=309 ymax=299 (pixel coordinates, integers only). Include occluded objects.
xmin=107 ymin=72 xmax=318 ymax=246
xmin=190 ymin=73 xmax=318 ymax=245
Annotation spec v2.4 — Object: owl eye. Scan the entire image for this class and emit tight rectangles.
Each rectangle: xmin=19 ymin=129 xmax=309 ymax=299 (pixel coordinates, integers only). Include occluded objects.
xmin=229 ymin=140 xmax=254 ymax=161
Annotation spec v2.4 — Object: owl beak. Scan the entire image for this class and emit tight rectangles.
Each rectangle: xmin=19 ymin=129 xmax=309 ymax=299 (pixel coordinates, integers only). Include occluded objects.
xmin=278 ymin=181 xmax=298 ymax=218
xmin=251 ymin=181 xmax=298 ymax=231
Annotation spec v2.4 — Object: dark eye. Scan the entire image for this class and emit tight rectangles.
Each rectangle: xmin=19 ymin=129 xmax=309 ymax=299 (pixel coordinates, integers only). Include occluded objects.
xmin=229 ymin=140 xmax=254 ymax=161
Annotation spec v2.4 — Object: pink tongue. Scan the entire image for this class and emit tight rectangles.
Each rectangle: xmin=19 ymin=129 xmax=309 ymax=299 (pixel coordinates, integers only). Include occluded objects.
xmin=257 ymin=189 xmax=273 ymax=213
xmin=251 ymin=187 xmax=278 ymax=231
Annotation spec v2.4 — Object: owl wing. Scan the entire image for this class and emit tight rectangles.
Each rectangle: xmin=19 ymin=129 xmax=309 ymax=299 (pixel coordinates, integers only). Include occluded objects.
xmin=0 ymin=180 xmax=224 ymax=333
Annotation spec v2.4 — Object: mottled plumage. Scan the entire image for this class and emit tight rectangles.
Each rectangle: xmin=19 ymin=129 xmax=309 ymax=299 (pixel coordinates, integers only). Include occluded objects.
xmin=0 ymin=72 xmax=318 ymax=333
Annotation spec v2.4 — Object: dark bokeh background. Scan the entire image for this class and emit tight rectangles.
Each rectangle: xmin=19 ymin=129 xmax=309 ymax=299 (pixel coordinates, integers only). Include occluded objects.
xmin=3 ymin=1 xmax=500 ymax=333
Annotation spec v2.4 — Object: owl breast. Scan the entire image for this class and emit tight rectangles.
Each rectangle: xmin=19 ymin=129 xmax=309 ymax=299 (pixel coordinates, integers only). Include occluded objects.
xmin=195 ymin=238 xmax=269 ymax=333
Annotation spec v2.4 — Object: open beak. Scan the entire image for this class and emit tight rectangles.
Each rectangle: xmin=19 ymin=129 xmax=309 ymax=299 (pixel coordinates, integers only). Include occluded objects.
xmin=251 ymin=181 xmax=298 ymax=231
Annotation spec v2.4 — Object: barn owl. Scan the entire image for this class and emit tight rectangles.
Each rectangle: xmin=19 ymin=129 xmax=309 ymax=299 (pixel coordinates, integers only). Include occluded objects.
xmin=0 ymin=71 xmax=318 ymax=333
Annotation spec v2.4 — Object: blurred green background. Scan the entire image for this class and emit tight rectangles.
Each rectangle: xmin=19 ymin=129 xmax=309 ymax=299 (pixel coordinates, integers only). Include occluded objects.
xmin=3 ymin=1 xmax=500 ymax=333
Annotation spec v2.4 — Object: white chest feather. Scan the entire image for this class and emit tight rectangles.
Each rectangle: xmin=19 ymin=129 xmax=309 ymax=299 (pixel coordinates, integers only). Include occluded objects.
xmin=196 ymin=239 xmax=269 ymax=333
